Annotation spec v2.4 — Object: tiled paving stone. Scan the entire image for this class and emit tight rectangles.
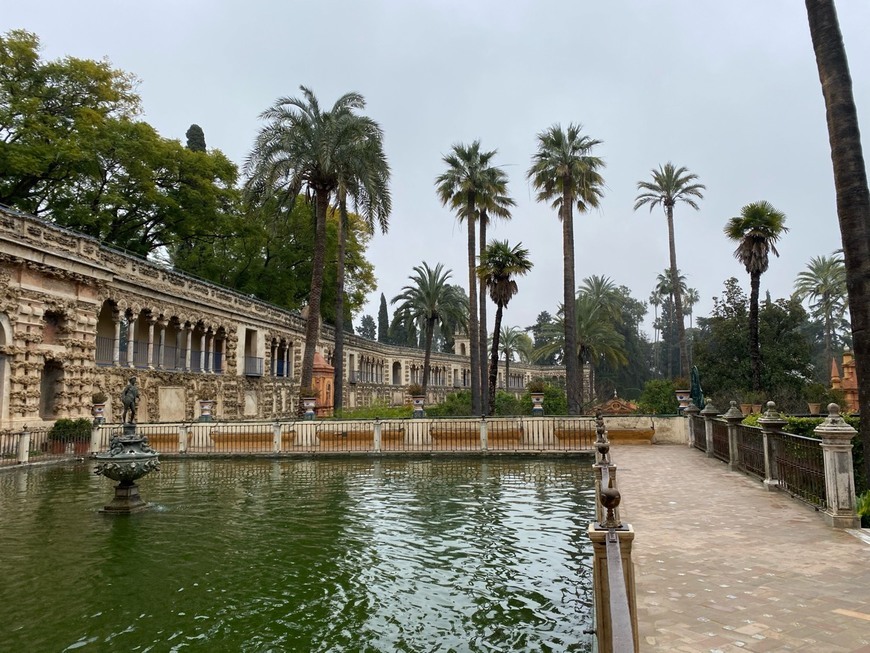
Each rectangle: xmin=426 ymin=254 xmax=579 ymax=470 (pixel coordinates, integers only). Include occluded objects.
xmin=610 ymin=444 xmax=870 ymax=652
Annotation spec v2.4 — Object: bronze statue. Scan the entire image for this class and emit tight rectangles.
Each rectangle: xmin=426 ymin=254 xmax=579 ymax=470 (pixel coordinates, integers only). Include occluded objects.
xmin=120 ymin=377 xmax=139 ymax=423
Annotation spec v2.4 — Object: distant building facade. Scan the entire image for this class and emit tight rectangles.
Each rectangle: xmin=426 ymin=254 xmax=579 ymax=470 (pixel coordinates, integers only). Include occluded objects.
xmin=0 ymin=207 xmax=565 ymax=429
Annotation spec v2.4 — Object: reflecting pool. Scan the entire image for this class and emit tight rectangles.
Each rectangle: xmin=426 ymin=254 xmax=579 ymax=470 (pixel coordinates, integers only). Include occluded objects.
xmin=0 ymin=458 xmax=595 ymax=652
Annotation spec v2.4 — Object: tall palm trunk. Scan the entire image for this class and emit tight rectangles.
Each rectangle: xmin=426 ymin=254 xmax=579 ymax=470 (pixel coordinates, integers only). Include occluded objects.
xmin=466 ymin=196 xmax=481 ymax=414
xmin=749 ymin=271 xmax=762 ymax=391
xmin=562 ymin=184 xmax=581 ymax=414
xmin=487 ymin=302 xmax=505 ymax=415
xmin=422 ymin=315 xmax=435 ymax=393
xmin=333 ymin=192 xmax=348 ymax=412
xmin=479 ymin=212 xmax=489 ymax=415
xmin=806 ymin=0 xmax=870 ymax=484
xmin=666 ymin=204 xmax=689 ymax=376
xmin=299 ymin=190 xmax=329 ymax=413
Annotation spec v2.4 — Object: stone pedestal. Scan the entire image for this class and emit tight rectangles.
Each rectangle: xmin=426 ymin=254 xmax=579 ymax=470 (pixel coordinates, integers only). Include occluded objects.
xmin=94 ymin=423 xmax=160 ymax=515
xmin=815 ymin=404 xmax=860 ymax=529
xmin=102 ymin=481 xmax=148 ymax=514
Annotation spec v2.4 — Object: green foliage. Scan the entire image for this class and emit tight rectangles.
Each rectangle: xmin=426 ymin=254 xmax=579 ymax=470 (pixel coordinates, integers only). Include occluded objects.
xmin=377 ymin=293 xmax=389 ymax=343
xmin=332 ymin=402 xmax=412 ymax=420
xmin=356 ymin=315 xmax=376 ymax=340
xmin=185 ymin=124 xmax=206 ymax=152
xmin=518 ymin=384 xmax=568 ymax=416
xmin=492 ymin=391 xmax=523 ymax=416
xmin=407 ymin=383 xmax=424 ymax=396
xmin=637 ymin=379 xmax=678 ymax=414
xmin=48 ymin=418 xmax=92 ymax=442
xmin=856 ymin=490 xmax=870 ymax=518
xmin=426 ymin=391 xmax=472 ymax=417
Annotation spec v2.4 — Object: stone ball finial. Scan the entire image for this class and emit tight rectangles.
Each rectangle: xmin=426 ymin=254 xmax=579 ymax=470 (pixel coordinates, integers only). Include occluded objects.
xmin=600 ymin=485 xmax=621 ymax=511
xmin=827 ymin=402 xmax=840 ymax=417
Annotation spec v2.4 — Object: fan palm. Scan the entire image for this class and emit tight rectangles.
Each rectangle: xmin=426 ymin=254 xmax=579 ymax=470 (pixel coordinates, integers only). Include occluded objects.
xmin=245 ymin=86 xmax=388 ymax=407
xmin=391 ymin=262 xmax=468 ymax=394
xmin=528 ymin=123 xmax=605 ymax=414
xmin=436 ymin=141 xmax=511 ymax=414
xmin=478 ymin=240 xmax=533 ymax=414
xmin=498 ymin=326 xmax=533 ymax=387
xmin=725 ymin=200 xmax=789 ymax=391
xmin=794 ymin=253 xmax=847 ymax=380
xmin=634 ymin=162 xmax=705 ymax=379
xmin=683 ymin=287 xmax=700 ymax=329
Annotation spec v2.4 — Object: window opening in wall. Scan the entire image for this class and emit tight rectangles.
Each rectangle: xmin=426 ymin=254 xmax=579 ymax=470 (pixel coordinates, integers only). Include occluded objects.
xmin=39 ymin=359 xmax=64 ymax=419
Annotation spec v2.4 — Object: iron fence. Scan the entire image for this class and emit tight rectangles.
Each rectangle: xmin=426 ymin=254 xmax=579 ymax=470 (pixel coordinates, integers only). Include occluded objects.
xmin=736 ymin=424 xmax=765 ymax=480
xmin=772 ymin=431 xmax=826 ymax=508
xmin=691 ymin=416 xmax=706 ymax=452
xmin=711 ymin=419 xmax=729 ymax=462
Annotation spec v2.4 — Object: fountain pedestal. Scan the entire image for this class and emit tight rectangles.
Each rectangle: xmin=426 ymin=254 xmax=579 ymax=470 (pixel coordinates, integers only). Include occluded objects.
xmin=94 ymin=423 xmax=160 ymax=514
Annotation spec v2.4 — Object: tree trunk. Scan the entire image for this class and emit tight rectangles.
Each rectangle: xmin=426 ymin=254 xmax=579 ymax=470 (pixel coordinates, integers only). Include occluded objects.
xmin=479 ymin=212 xmax=489 ymax=416
xmin=332 ymin=193 xmax=348 ymax=412
xmin=488 ymin=302 xmax=504 ymax=415
xmin=562 ymin=184 xmax=581 ymax=415
xmin=422 ymin=316 xmax=435 ymax=393
xmin=749 ymin=271 xmax=762 ymax=392
xmin=466 ymin=195 xmax=481 ymax=414
xmin=299 ymin=190 xmax=329 ymax=415
xmin=806 ymin=0 xmax=870 ymax=486
xmin=666 ymin=204 xmax=689 ymax=377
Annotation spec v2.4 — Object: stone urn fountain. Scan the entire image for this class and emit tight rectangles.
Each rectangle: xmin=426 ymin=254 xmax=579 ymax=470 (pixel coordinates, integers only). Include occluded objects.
xmin=94 ymin=423 xmax=160 ymax=514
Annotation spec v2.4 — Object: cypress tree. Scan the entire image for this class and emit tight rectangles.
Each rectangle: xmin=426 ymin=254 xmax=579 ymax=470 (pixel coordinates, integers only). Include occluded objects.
xmin=186 ymin=124 xmax=206 ymax=152
xmin=378 ymin=292 xmax=389 ymax=342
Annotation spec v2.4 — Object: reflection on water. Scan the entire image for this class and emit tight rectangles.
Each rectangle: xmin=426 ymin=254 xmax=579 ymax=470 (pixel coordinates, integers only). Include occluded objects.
xmin=0 ymin=458 xmax=595 ymax=652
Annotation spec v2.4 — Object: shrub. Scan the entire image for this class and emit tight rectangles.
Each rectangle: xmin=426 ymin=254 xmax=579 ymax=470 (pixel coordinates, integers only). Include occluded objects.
xmin=332 ymin=401 xmax=412 ymax=420
xmin=91 ymin=390 xmax=108 ymax=404
xmin=518 ymin=384 xmax=568 ymax=416
xmin=636 ymin=379 xmax=677 ymax=414
xmin=426 ymin=390 xmax=472 ymax=417
xmin=48 ymin=418 xmax=92 ymax=442
xmin=406 ymin=383 xmax=424 ymax=396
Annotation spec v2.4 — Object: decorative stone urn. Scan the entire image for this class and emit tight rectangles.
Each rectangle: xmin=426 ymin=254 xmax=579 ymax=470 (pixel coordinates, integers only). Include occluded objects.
xmin=530 ymin=392 xmax=545 ymax=417
xmin=198 ymin=399 xmax=215 ymax=422
xmin=674 ymin=388 xmax=691 ymax=412
xmin=302 ymin=396 xmax=317 ymax=421
xmin=93 ymin=423 xmax=161 ymax=514
xmin=411 ymin=395 xmax=425 ymax=419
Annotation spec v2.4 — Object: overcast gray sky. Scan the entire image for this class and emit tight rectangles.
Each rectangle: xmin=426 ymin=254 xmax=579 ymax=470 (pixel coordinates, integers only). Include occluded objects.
xmin=6 ymin=1 xmax=869 ymax=337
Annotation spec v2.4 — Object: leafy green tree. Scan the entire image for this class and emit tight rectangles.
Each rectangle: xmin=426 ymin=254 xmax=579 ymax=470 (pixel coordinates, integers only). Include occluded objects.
xmin=186 ymin=124 xmax=206 ymax=152
xmin=655 ymin=268 xmax=687 ymax=377
xmin=805 ymin=0 xmax=870 ymax=491
xmin=528 ymin=124 xmax=605 ymax=414
xmin=436 ymin=141 xmax=511 ymax=414
xmin=245 ymin=86 xmax=388 ymax=407
xmin=498 ymin=326 xmax=532 ymax=384
xmin=634 ymin=162 xmax=705 ymax=379
xmin=725 ymin=200 xmax=789 ymax=391
xmin=684 ymin=287 xmax=700 ymax=329
xmin=595 ymin=285 xmax=653 ymax=400
xmin=637 ymin=379 xmax=678 ymax=414
xmin=478 ymin=240 xmax=533 ymax=414
xmin=391 ymin=262 xmax=468 ymax=393
xmin=356 ymin=315 xmax=376 ymax=340
xmin=529 ymin=311 xmax=558 ymax=365
xmin=377 ymin=293 xmax=389 ymax=343
xmin=794 ymin=253 xmax=848 ymax=381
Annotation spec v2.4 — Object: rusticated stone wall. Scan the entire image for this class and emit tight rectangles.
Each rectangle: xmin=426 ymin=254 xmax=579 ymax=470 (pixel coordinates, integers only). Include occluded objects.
xmin=0 ymin=206 xmax=564 ymax=430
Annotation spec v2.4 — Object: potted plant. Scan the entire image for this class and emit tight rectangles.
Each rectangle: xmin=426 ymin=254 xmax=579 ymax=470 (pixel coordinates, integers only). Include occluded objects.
xmin=527 ymin=379 xmax=546 ymax=416
xmin=47 ymin=418 xmax=92 ymax=455
xmin=804 ymin=383 xmax=828 ymax=415
xmin=300 ymin=386 xmax=317 ymax=420
xmin=407 ymin=383 xmax=425 ymax=418
xmin=91 ymin=390 xmax=108 ymax=425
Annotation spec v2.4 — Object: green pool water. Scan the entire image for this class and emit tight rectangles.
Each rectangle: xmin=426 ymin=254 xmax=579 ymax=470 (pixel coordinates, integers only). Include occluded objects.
xmin=0 ymin=458 xmax=595 ymax=652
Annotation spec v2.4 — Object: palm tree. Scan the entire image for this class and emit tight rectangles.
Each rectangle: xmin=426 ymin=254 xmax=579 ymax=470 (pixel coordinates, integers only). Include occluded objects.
xmin=794 ymin=253 xmax=848 ymax=381
xmin=648 ymin=290 xmax=662 ymax=377
xmin=528 ymin=124 xmax=605 ymax=414
xmin=478 ymin=240 xmax=533 ymax=414
xmin=536 ymin=295 xmax=627 ymax=409
xmin=683 ymin=287 xmax=700 ymax=329
xmin=391 ymin=262 xmax=468 ymax=394
xmin=476 ymin=168 xmax=515 ymax=415
xmin=245 ymin=86 xmax=387 ymax=407
xmin=498 ymin=326 xmax=530 ymax=388
xmin=655 ymin=268 xmax=687 ymax=377
xmin=806 ymin=0 xmax=870 ymax=486
xmin=332 ymin=120 xmax=391 ymax=411
xmin=725 ymin=200 xmax=789 ymax=391
xmin=436 ymin=141 xmax=511 ymax=414
xmin=634 ymin=162 xmax=705 ymax=379
xmin=579 ymin=274 xmax=621 ymax=322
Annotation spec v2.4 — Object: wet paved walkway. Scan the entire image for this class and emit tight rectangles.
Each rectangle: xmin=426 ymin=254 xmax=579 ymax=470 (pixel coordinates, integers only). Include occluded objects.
xmin=612 ymin=444 xmax=870 ymax=652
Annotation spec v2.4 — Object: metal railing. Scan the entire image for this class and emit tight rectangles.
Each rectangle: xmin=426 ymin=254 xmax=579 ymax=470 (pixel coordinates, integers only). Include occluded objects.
xmin=244 ymin=356 xmax=264 ymax=377
xmin=773 ymin=431 xmax=826 ymax=508
xmin=691 ymin=416 xmax=706 ymax=452
xmin=736 ymin=424 xmax=765 ymax=480
xmin=1 ymin=427 xmax=89 ymax=466
xmin=711 ymin=419 xmax=729 ymax=463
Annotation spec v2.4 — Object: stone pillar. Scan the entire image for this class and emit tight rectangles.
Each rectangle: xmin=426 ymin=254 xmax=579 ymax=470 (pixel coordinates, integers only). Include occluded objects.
xmin=480 ymin=416 xmax=488 ymax=451
xmin=723 ymin=401 xmax=744 ymax=471
xmin=183 ymin=325 xmax=192 ymax=372
xmin=373 ymin=418 xmax=382 ymax=453
xmin=284 ymin=346 xmax=291 ymax=378
xmin=205 ymin=330 xmax=213 ymax=373
xmin=272 ymin=420 xmax=282 ymax=454
xmin=588 ymin=525 xmax=638 ymax=653
xmin=700 ymin=401 xmax=719 ymax=457
xmin=758 ymin=401 xmax=786 ymax=492
xmin=815 ymin=403 xmax=860 ymax=529
xmin=683 ymin=402 xmax=700 ymax=447
xmin=199 ymin=332 xmax=206 ymax=373
xmin=146 ymin=318 xmax=156 ymax=370
xmin=270 ymin=340 xmax=277 ymax=377
xmin=157 ymin=322 xmax=166 ymax=370
xmin=219 ymin=337 xmax=226 ymax=374
xmin=126 ymin=317 xmax=136 ymax=368
xmin=16 ymin=427 xmax=30 ymax=464
xmin=112 ymin=317 xmax=121 ymax=367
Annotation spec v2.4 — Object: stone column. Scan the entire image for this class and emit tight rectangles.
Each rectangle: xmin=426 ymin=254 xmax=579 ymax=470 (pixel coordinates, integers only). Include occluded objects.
xmin=815 ymin=403 xmax=860 ymax=529
xmin=199 ymin=332 xmax=206 ymax=373
xmin=146 ymin=318 xmax=156 ymax=370
xmin=284 ymin=346 xmax=290 ymax=378
xmin=205 ymin=330 xmax=213 ymax=373
xmin=112 ymin=316 xmax=121 ymax=367
xmin=700 ymin=401 xmax=719 ymax=457
xmin=157 ymin=322 xmax=166 ymax=370
xmin=219 ymin=337 xmax=226 ymax=375
xmin=723 ymin=401 xmax=744 ymax=471
xmin=758 ymin=401 xmax=786 ymax=492
xmin=126 ymin=317 xmax=136 ymax=368
xmin=683 ymin=402 xmax=700 ymax=447
xmin=270 ymin=340 xmax=277 ymax=377
xmin=183 ymin=325 xmax=192 ymax=372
